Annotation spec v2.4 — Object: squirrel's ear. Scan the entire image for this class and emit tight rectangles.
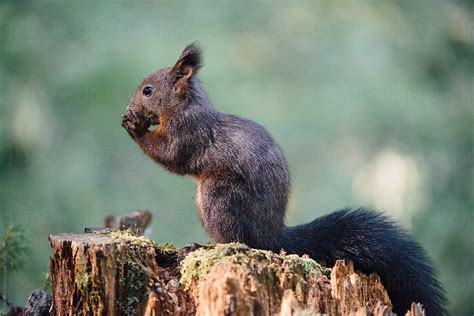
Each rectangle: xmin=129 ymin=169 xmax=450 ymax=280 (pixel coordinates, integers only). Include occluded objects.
xmin=171 ymin=43 xmax=203 ymax=81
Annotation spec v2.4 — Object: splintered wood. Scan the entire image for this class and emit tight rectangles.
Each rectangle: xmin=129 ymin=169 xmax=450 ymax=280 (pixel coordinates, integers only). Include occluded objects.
xmin=49 ymin=233 xmax=424 ymax=315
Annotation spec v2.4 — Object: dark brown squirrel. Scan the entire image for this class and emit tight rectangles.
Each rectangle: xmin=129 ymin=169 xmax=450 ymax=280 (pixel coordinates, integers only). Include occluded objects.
xmin=121 ymin=43 xmax=446 ymax=315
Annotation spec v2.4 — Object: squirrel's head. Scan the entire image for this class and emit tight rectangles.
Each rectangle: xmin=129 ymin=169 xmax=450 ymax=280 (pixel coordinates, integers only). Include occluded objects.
xmin=125 ymin=43 xmax=203 ymax=128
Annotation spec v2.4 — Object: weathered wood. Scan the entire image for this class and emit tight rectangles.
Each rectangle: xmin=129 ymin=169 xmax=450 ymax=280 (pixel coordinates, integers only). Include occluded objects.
xmin=49 ymin=231 xmax=186 ymax=315
xmin=49 ymin=231 xmax=424 ymax=315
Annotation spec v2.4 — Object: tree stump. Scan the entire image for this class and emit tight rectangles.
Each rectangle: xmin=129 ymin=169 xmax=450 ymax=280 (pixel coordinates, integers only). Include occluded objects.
xmin=49 ymin=231 xmax=423 ymax=315
xmin=49 ymin=231 xmax=191 ymax=315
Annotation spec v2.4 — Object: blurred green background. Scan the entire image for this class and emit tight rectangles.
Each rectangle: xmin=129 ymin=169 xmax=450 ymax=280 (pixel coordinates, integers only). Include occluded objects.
xmin=0 ymin=0 xmax=472 ymax=314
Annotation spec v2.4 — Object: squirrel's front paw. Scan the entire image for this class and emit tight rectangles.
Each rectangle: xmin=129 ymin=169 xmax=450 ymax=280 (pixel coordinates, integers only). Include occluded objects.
xmin=121 ymin=110 xmax=148 ymax=139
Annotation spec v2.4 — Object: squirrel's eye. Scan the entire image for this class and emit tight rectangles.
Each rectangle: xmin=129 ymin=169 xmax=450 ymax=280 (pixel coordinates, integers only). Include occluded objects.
xmin=142 ymin=86 xmax=154 ymax=96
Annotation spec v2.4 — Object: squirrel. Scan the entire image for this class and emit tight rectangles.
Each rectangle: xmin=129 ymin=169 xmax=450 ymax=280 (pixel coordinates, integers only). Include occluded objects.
xmin=121 ymin=43 xmax=446 ymax=315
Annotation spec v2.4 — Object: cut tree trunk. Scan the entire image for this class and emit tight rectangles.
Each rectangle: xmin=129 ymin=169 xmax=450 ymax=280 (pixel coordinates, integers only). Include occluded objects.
xmin=49 ymin=231 xmax=424 ymax=316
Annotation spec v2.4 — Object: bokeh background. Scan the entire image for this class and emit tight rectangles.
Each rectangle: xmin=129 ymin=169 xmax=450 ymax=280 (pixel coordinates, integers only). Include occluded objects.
xmin=0 ymin=1 xmax=473 ymax=314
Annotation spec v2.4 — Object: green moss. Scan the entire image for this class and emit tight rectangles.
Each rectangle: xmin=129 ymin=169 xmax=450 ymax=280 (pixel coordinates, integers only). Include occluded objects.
xmin=180 ymin=243 xmax=329 ymax=290
xmin=75 ymin=268 xmax=90 ymax=291
xmin=117 ymin=251 xmax=149 ymax=315
xmin=75 ymin=264 xmax=101 ymax=307
xmin=97 ymin=228 xmax=179 ymax=255
xmin=180 ymin=243 xmax=255 ymax=288
xmin=283 ymin=254 xmax=331 ymax=278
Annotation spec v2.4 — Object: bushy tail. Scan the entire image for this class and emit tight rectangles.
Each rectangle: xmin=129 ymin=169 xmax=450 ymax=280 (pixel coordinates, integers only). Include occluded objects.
xmin=277 ymin=208 xmax=447 ymax=315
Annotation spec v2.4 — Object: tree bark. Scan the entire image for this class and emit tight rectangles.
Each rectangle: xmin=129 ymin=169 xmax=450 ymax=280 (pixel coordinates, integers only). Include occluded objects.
xmin=49 ymin=231 xmax=423 ymax=316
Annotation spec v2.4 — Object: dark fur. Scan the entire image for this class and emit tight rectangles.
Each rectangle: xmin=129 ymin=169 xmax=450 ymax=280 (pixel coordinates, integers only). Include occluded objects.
xmin=121 ymin=44 xmax=446 ymax=315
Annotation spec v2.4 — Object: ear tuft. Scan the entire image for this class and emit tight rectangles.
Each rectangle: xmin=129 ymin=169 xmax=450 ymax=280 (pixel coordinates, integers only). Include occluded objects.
xmin=180 ymin=43 xmax=203 ymax=71
xmin=172 ymin=42 xmax=203 ymax=78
